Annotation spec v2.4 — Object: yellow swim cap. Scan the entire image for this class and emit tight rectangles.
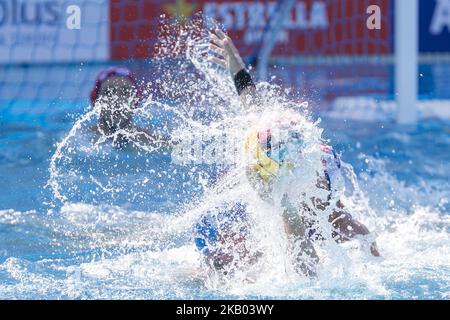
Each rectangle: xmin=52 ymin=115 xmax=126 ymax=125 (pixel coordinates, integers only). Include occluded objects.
xmin=244 ymin=129 xmax=280 ymax=182
xmin=244 ymin=117 xmax=307 ymax=182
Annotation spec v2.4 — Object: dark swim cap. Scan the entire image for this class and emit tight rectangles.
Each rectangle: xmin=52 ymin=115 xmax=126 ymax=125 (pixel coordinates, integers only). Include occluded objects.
xmin=90 ymin=67 xmax=143 ymax=106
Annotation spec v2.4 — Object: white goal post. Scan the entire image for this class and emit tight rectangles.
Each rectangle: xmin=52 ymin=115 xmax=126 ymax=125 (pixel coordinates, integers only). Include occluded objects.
xmin=395 ymin=0 xmax=418 ymax=125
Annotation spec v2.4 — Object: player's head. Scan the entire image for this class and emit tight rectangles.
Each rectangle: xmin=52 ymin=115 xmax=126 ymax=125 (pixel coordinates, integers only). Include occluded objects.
xmin=244 ymin=118 xmax=305 ymax=183
xmin=90 ymin=67 xmax=142 ymax=133
xmin=90 ymin=67 xmax=141 ymax=106
xmin=194 ymin=203 xmax=249 ymax=271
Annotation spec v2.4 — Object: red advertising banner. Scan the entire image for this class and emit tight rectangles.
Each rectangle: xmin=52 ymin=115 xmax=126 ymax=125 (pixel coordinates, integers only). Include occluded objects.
xmin=110 ymin=0 xmax=393 ymax=60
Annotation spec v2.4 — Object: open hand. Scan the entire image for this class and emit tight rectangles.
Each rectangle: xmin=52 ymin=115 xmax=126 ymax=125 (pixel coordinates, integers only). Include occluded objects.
xmin=209 ymin=29 xmax=246 ymax=77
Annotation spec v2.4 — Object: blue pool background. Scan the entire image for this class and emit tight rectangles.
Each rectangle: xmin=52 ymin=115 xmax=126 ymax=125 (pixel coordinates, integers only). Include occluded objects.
xmin=0 ymin=60 xmax=449 ymax=299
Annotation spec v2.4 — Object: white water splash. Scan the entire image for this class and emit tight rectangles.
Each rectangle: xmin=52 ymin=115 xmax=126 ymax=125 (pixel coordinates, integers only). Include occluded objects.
xmin=23 ymin=17 xmax=449 ymax=299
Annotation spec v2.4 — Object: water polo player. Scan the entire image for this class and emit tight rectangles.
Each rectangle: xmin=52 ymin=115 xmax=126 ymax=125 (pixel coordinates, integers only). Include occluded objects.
xmin=90 ymin=67 xmax=169 ymax=147
xmin=193 ymin=30 xmax=380 ymax=279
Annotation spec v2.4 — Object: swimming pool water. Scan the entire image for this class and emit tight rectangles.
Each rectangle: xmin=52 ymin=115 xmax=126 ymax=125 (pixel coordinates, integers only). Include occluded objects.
xmin=0 ymin=101 xmax=449 ymax=299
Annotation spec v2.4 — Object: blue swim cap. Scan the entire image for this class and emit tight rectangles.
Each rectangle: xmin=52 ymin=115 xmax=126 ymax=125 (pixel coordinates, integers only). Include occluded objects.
xmin=193 ymin=202 xmax=248 ymax=256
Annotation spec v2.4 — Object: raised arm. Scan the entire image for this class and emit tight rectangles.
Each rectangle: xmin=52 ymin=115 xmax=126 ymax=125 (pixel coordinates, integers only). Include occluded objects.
xmin=209 ymin=30 xmax=257 ymax=108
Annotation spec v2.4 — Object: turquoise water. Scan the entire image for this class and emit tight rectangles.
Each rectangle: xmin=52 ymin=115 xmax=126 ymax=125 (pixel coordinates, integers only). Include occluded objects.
xmin=1 ymin=21 xmax=449 ymax=298
xmin=0 ymin=96 xmax=449 ymax=299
